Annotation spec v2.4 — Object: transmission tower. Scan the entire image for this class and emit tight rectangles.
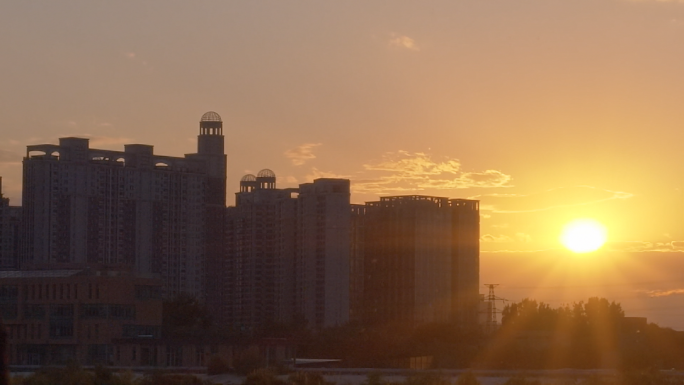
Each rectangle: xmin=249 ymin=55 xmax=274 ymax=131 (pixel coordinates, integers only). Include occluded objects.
xmin=482 ymin=284 xmax=507 ymax=332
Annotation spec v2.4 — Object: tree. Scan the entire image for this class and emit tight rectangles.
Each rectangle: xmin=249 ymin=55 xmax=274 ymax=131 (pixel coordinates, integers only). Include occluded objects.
xmin=162 ymin=294 xmax=213 ymax=338
xmin=455 ymin=372 xmax=481 ymax=385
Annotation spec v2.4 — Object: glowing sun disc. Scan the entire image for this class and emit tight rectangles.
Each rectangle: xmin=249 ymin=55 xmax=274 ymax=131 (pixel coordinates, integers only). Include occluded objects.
xmin=560 ymin=219 xmax=607 ymax=253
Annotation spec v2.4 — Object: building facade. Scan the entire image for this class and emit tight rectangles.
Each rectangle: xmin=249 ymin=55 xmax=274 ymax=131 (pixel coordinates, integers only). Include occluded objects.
xmin=450 ymin=199 xmax=480 ymax=329
xmin=1 ymin=269 xmax=162 ymax=366
xmin=0 ymin=178 xmax=21 ymax=269
xmin=223 ymin=170 xmax=298 ymax=331
xmin=19 ymin=112 xmax=226 ymax=300
xmin=297 ymin=179 xmax=351 ymax=329
xmin=349 ymin=204 xmax=366 ymax=323
xmin=361 ymin=195 xmax=480 ymax=329
xmin=222 ymin=176 xmax=350 ymax=331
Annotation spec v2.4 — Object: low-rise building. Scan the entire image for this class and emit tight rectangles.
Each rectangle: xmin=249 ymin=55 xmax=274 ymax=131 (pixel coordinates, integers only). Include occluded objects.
xmin=1 ymin=269 xmax=162 ymax=366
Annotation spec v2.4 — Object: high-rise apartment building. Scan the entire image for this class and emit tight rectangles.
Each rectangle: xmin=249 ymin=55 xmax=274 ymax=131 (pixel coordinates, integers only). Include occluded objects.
xmin=450 ymin=199 xmax=480 ymax=329
xmin=10 ymin=110 xmax=479 ymax=336
xmin=349 ymin=204 xmax=367 ymax=323
xmin=19 ymin=112 xmax=226 ymax=300
xmin=223 ymin=170 xmax=297 ymax=331
xmin=222 ymin=176 xmax=350 ymax=331
xmin=0 ymin=178 xmax=21 ymax=269
xmin=297 ymin=179 xmax=351 ymax=329
xmin=361 ymin=195 xmax=479 ymax=329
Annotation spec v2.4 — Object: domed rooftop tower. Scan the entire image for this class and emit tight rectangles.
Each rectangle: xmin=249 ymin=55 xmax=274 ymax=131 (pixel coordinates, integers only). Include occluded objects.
xmin=196 ymin=111 xmax=226 ymax=206
xmin=198 ymin=111 xmax=224 ymax=156
xmin=199 ymin=111 xmax=223 ymax=140
xmin=256 ymin=169 xmax=276 ymax=189
xmin=240 ymin=174 xmax=258 ymax=192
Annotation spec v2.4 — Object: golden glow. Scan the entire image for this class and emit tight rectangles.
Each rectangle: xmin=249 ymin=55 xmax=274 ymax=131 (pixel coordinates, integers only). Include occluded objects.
xmin=560 ymin=219 xmax=607 ymax=253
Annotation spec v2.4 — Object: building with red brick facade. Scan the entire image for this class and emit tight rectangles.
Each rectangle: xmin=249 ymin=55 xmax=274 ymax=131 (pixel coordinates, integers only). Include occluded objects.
xmin=0 ymin=269 xmax=162 ymax=366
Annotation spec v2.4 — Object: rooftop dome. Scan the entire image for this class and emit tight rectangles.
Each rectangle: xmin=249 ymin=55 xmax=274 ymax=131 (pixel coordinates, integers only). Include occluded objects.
xmin=200 ymin=111 xmax=222 ymax=122
xmin=241 ymin=174 xmax=257 ymax=182
xmin=257 ymin=169 xmax=276 ymax=178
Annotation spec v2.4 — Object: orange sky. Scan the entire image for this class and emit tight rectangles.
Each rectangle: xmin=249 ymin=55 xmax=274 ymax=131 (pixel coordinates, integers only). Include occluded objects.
xmin=2 ymin=1 xmax=684 ymax=328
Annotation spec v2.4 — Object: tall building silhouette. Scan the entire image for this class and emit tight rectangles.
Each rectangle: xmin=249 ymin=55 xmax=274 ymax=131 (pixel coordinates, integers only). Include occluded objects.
xmin=223 ymin=170 xmax=298 ymax=331
xmin=0 ymin=178 xmax=21 ymax=269
xmin=297 ymin=179 xmax=351 ymax=328
xmin=349 ymin=204 xmax=367 ymax=323
xmin=450 ymin=199 xmax=480 ymax=329
xmin=360 ymin=196 xmax=479 ymax=329
xmin=19 ymin=112 xmax=226 ymax=300
xmin=11 ymin=110 xmax=480 ymax=336
xmin=191 ymin=112 xmax=228 ymax=320
xmin=222 ymin=176 xmax=350 ymax=331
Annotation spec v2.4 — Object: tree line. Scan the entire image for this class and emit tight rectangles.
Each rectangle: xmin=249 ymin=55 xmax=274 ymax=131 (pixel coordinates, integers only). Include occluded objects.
xmin=162 ymin=295 xmax=684 ymax=370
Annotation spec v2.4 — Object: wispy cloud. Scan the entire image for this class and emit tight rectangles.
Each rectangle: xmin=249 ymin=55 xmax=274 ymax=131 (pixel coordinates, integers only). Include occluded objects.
xmin=605 ymin=241 xmax=655 ymax=252
xmin=481 ymin=234 xmax=514 ymax=243
xmin=481 ymin=248 xmax=555 ymax=254
xmin=481 ymin=232 xmax=531 ymax=244
xmin=123 ymin=51 xmax=150 ymax=67
xmin=352 ymin=151 xmax=511 ymax=194
xmin=640 ymin=289 xmax=684 ymax=298
xmin=473 ymin=186 xmax=633 ymax=214
xmin=306 ymin=167 xmax=351 ymax=181
xmin=604 ymin=241 xmax=684 ymax=253
xmin=389 ymin=33 xmax=420 ymax=51
xmin=284 ymin=143 xmax=322 ymax=166
xmin=281 ymin=176 xmax=299 ymax=184
xmin=59 ymin=119 xmax=114 ymax=130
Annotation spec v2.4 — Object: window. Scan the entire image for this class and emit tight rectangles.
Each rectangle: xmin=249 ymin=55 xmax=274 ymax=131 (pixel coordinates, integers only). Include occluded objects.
xmin=0 ymin=305 xmax=17 ymax=320
xmin=50 ymin=305 xmax=74 ymax=318
xmin=49 ymin=319 xmax=74 ymax=338
xmin=0 ymin=285 xmax=18 ymax=303
xmin=122 ymin=325 xmax=160 ymax=339
xmin=135 ymin=285 xmax=162 ymax=300
xmin=24 ymin=305 xmax=46 ymax=319
xmin=166 ymin=345 xmax=182 ymax=367
xmin=80 ymin=304 xmax=107 ymax=319
xmin=109 ymin=305 xmax=135 ymax=320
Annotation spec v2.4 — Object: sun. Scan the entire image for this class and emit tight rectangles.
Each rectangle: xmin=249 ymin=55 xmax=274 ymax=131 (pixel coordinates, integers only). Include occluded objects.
xmin=560 ymin=218 xmax=608 ymax=253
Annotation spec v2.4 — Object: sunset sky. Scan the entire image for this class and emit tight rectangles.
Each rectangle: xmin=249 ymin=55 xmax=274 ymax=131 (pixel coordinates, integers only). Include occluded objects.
xmin=2 ymin=1 xmax=684 ymax=328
